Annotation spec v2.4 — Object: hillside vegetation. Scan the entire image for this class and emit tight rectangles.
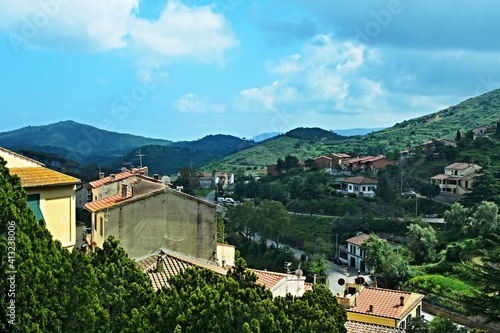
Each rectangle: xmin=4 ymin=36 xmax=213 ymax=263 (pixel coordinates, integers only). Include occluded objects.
xmin=204 ymin=89 xmax=500 ymax=173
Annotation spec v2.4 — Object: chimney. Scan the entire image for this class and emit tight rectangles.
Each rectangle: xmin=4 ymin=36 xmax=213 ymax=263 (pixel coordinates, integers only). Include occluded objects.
xmin=99 ymin=172 xmax=105 ymax=179
xmin=369 ymin=304 xmax=374 ymax=312
xmin=121 ymin=184 xmax=128 ymax=198
xmin=110 ymin=174 xmax=115 ymax=181
xmin=153 ymin=174 xmax=159 ymax=180
xmin=400 ymin=296 xmax=405 ymax=306
xmin=156 ymin=256 xmax=164 ymax=273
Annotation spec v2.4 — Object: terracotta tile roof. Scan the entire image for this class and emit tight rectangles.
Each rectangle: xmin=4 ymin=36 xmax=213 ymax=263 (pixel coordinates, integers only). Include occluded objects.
xmin=348 ymin=287 xmax=424 ymax=320
xmin=314 ymin=156 xmax=332 ymax=160
xmin=136 ymin=249 xmax=226 ymax=291
xmin=84 ymin=191 xmax=133 ymax=212
xmin=445 ymin=162 xmax=474 ymax=170
xmin=346 ymin=233 xmax=371 ymax=246
xmin=9 ymin=167 xmax=80 ymax=187
xmin=345 ymin=321 xmax=405 ymax=333
xmin=89 ymin=170 xmax=135 ymax=188
xmin=341 ymin=176 xmax=378 ymax=185
xmin=249 ymin=269 xmax=288 ymax=290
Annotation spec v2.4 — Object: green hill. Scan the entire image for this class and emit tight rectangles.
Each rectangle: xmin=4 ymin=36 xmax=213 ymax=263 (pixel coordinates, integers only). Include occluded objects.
xmin=0 ymin=120 xmax=172 ymax=165
xmin=203 ymin=89 xmax=500 ymax=173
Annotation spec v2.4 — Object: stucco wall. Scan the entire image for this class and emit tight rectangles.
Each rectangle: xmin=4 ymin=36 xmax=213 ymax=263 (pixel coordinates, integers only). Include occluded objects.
xmin=26 ymin=185 xmax=77 ymax=249
xmin=103 ymin=189 xmax=217 ymax=259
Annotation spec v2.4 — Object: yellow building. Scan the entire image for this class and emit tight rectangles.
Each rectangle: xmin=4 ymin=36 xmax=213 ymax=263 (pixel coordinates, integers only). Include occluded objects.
xmin=0 ymin=147 xmax=81 ymax=249
xmin=338 ymin=283 xmax=424 ymax=330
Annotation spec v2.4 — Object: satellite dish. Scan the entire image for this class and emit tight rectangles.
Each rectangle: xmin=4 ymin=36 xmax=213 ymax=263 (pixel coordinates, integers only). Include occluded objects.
xmin=338 ymin=278 xmax=345 ymax=286
xmin=295 ymin=268 xmax=303 ymax=277
xmin=161 ymin=176 xmax=171 ymax=185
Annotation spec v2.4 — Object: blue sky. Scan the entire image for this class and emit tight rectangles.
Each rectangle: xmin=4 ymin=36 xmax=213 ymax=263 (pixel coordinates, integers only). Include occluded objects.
xmin=1 ymin=0 xmax=500 ymax=141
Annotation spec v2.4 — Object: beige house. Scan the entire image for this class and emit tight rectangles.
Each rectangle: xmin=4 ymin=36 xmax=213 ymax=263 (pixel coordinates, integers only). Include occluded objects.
xmin=338 ymin=283 xmax=424 ymax=330
xmin=431 ymin=162 xmax=481 ymax=195
xmin=0 ymin=147 xmax=81 ymax=249
xmin=85 ymin=170 xmax=218 ymax=259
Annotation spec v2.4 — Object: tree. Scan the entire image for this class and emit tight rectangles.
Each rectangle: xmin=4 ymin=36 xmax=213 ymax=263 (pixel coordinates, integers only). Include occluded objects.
xmin=406 ymin=223 xmax=438 ymax=264
xmin=174 ymin=165 xmax=201 ymax=195
xmin=284 ymin=154 xmax=300 ymax=170
xmin=376 ymin=169 xmax=397 ymax=202
xmin=444 ymin=203 xmax=470 ymax=235
xmin=471 ymin=201 xmax=499 ymax=237
xmin=361 ymin=233 xmax=412 ymax=289
xmin=255 ymin=200 xmax=291 ymax=247
xmin=307 ymin=253 xmax=329 ymax=282
xmin=418 ymin=182 xmax=440 ymax=201
xmin=276 ymin=158 xmax=286 ymax=174
xmin=226 ymin=201 xmax=257 ymax=240
xmin=460 ymin=168 xmax=500 ymax=207
xmin=463 ymin=235 xmax=500 ymax=323
xmin=429 ymin=316 xmax=468 ymax=333
xmin=407 ymin=315 xmax=429 ymax=333
xmin=455 ymin=129 xmax=461 ymax=141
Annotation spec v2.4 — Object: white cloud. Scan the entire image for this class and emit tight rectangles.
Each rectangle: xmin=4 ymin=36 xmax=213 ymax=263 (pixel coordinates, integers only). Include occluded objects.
xmin=0 ymin=0 xmax=138 ymax=52
xmin=129 ymin=1 xmax=238 ymax=63
xmin=173 ymin=93 xmax=226 ymax=113
xmin=0 ymin=0 xmax=237 ymax=61
xmin=235 ymin=80 xmax=299 ymax=113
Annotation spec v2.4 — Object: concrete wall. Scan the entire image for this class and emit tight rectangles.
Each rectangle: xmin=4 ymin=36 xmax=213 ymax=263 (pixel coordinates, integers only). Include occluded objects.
xmin=100 ymin=189 xmax=217 ymax=260
xmin=0 ymin=149 xmax=43 ymax=168
xmin=26 ymin=185 xmax=77 ymax=249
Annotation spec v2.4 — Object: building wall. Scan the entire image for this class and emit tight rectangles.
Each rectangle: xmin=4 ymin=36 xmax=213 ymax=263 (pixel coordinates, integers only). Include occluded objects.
xmin=271 ymin=276 xmax=306 ymax=298
xmin=26 ymin=185 xmax=77 ymax=249
xmin=95 ymin=190 xmax=217 ymax=259
xmin=0 ymin=150 xmax=42 ymax=168
xmin=216 ymin=243 xmax=235 ymax=268
xmin=372 ymin=159 xmax=394 ymax=170
xmin=347 ymin=312 xmax=396 ymax=327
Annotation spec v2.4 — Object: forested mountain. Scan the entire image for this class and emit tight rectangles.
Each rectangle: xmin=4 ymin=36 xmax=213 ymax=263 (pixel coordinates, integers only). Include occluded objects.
xmin=203 ymin=89 xmax=500 ymax=172
xmin=0 ymin=120 xmax=172 ymax=166
xmin=0 ymin=121 xmax=255 ymax=176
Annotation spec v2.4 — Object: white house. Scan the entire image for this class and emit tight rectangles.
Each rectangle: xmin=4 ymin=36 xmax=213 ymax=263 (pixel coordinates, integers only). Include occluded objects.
xmin=341 ymin=176 xmax=378 ymax=196
xmin=345 ymin=232 xmax=371 ymax=273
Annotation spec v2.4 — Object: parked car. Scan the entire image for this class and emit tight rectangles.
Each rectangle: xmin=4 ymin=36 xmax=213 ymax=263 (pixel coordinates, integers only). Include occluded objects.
xmin=403 ymin=190 xmax=417 ymax=196
xmin=332 ymin=256 xmax=348 ymax=265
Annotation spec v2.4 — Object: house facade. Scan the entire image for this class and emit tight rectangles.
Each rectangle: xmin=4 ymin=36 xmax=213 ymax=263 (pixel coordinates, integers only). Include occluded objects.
xmin=338 ymin=283 xmax=424 ymax=330
xmin=0 ymin=147 xmax=80 ymax=249
xmin=85 ymin=172 xmax=218 ymax=260
xmin=431 ymin=162 xmax=481 ymax=195
xmin=250 ymin=269 xmax=312 ymax=299
xmin=346 ymin=233 xmax=371 ymax=273
xmin=342 ymin=156 xmax=394 ymax=173
xmin=341 ymin=176 xmax=378 ymax=197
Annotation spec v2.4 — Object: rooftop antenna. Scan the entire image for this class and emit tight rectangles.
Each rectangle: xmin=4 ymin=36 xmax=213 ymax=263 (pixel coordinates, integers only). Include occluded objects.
xmin=136 ymin=149 xmax=146 ymax=168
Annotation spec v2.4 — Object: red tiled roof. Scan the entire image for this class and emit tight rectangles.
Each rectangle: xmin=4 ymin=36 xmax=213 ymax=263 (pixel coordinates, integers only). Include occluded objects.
xmin=431 ymin=174 xmax=450 ymax=180
xmin=341 ymin=176 xmax=378 ymax=185
xmin=348 ymin=287 xmax=424 ymax=320
xmin=9 ymin=167 xmax=80 ymax=187
xmin=346 ymin=233 xmax=371 ymax=246
xmin=345 ymin=321 xmax=405 ymax=333
xmin=250 ymin=269 xmax=287 ymax=290
xmin=84 ymin=191 xmax=132 ymax=212
xmin=136 ymin=250 xmax=226 ymax=291
xmin=89 ymin=171 xmax=135 ymax=188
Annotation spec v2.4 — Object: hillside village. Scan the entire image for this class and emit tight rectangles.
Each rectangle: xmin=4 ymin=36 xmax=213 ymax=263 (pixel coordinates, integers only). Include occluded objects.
xmin=2 ymin=114 xmax=500 ymax=332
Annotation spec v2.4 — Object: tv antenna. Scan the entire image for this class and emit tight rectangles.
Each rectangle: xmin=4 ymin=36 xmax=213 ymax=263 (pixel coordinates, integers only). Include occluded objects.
xmin=136 ymin=149 xmax=146 ymax=168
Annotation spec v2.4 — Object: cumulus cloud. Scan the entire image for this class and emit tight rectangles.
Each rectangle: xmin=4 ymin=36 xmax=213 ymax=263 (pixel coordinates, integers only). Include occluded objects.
xmin=129 ymin=1 xmax=238 ymax=63
xmin=0 ymin=0 xmax=237 ymax=61
xmin=234 ymin=80 xmax=299 ymax=113
xmin=0 ymin=0 xmax=138 ymax=52
xmin=173 ymin=93 xmax=226 ymax=113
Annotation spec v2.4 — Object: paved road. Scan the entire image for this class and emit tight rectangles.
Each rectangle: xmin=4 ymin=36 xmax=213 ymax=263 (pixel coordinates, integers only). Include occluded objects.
xmin=258 ymin=236 xmax=372 ymax=295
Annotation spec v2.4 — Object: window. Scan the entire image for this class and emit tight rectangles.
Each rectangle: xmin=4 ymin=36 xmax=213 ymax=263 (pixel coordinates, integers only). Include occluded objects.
xmin=99 ymin=217 xmax=103 ymax=236
xmin=362 ymin=186 xmax=366 ymax=192
xmin=94 ymin=215 xmax=97 ymax=231
xmin=27 ymin=194 xmax=44 ymax=221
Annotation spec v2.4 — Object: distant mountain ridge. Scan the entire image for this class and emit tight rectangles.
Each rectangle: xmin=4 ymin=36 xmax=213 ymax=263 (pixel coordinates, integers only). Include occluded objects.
xmin=0 ymin=120 xmax=255 ymax=174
